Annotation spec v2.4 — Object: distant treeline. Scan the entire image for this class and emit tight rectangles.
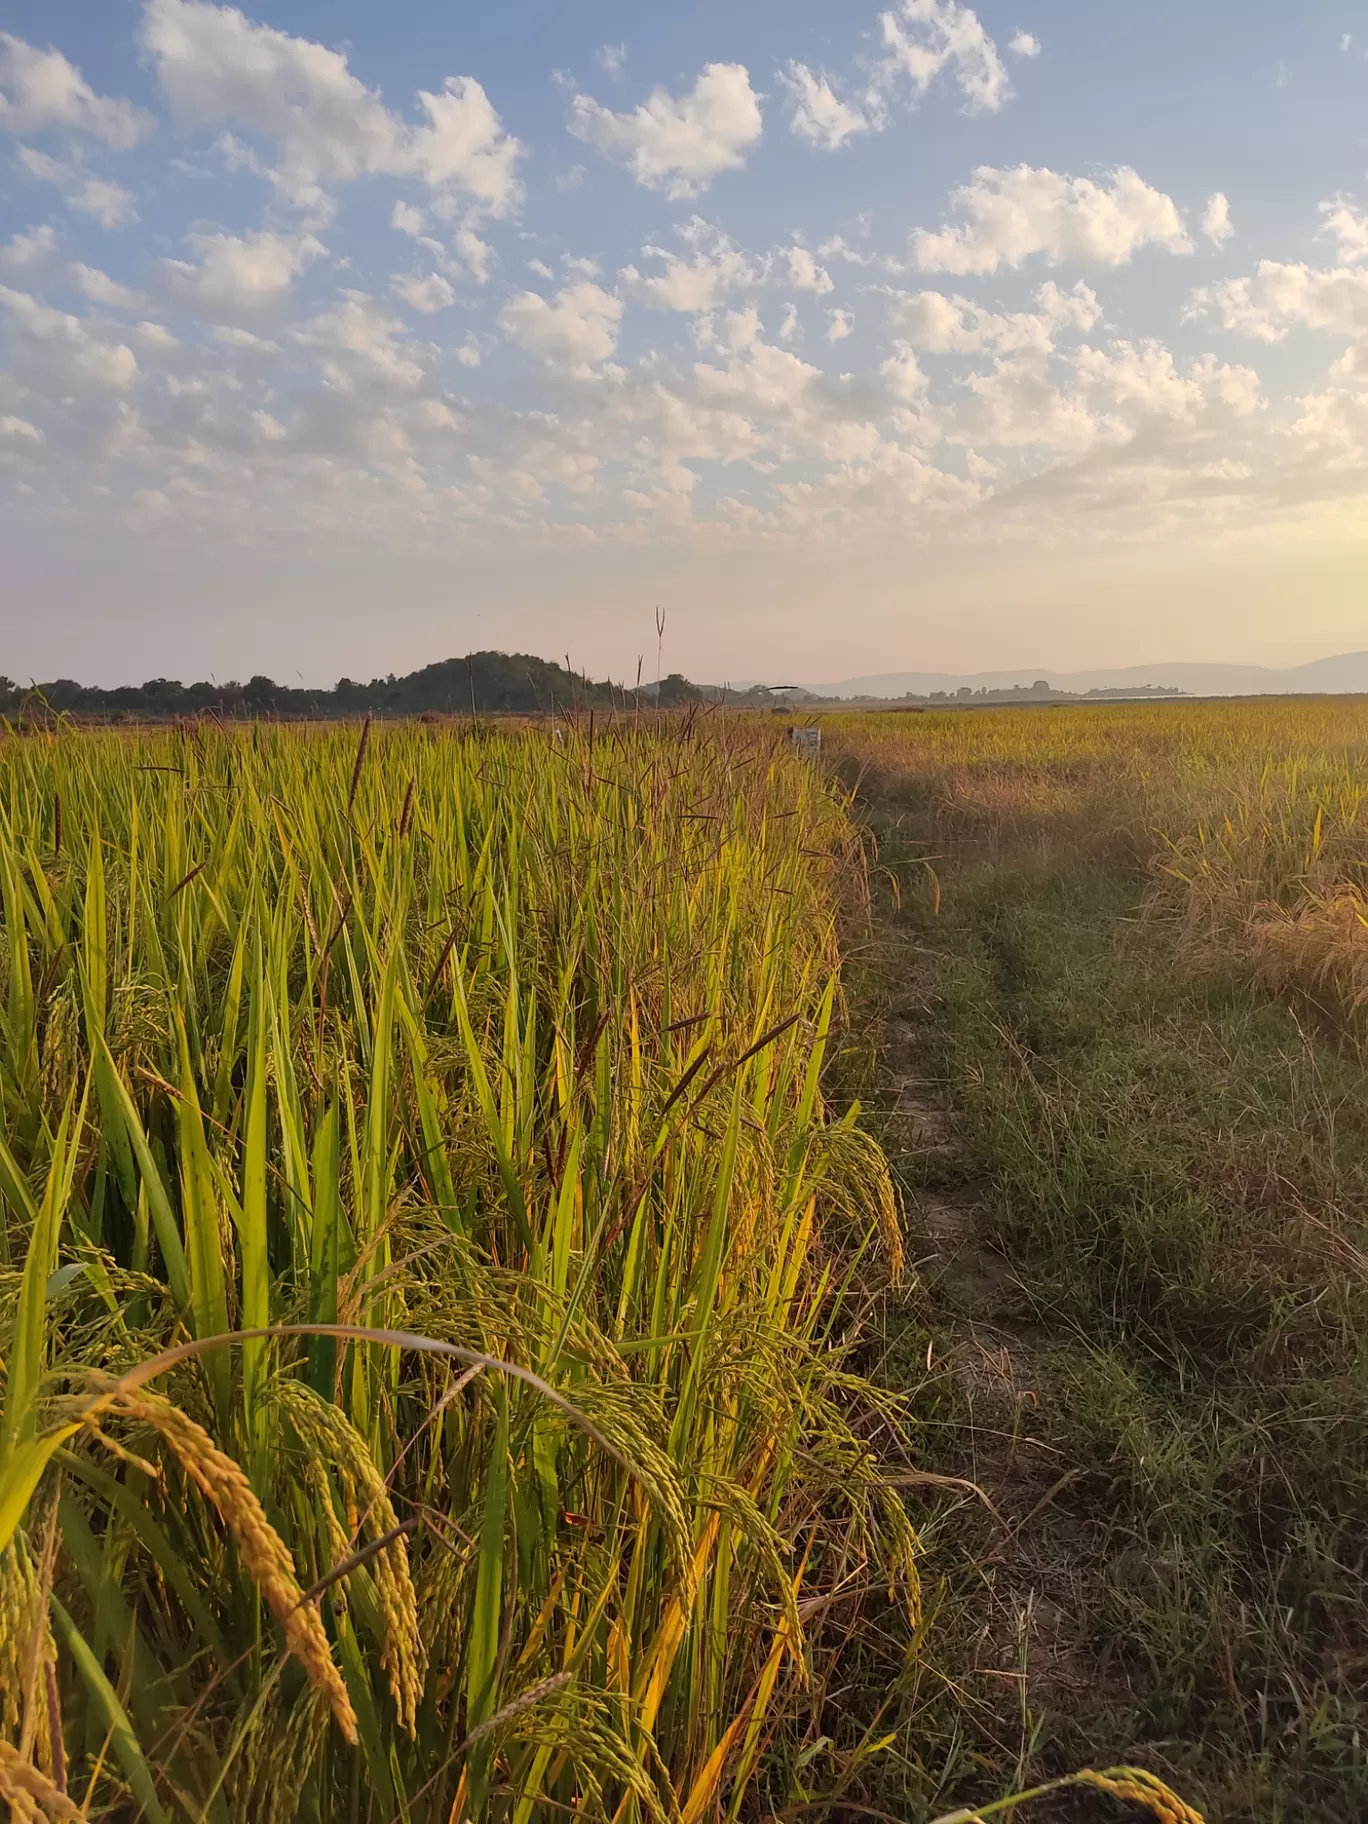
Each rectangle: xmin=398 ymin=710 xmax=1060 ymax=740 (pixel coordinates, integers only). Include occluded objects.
xmin=0 ymin=653 xmax=1188 ymax=722
xmin=0 ymin=653 xmax=741 ymax=721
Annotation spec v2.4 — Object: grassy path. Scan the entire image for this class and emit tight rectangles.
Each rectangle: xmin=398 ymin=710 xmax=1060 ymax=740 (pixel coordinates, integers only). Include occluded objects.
xmin=840 ymin=781 xmax=1368 ymax=1824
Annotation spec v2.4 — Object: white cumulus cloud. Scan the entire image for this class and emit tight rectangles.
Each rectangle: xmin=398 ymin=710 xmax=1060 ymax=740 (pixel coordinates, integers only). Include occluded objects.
xmin=70 ymin=263 xmax=146 ymax=308
xmin=784 ymin=0 xmax=1019 ymax=152
xmin=684 ymin=310 xmax=882 ymax=465
xmin=18 ymin=147 xmax=138 ymax=228
xmin=780 ymin=63 xmax=872 ymax=149
xmin=296 ymin=291 xmax=425 ymax=387
xmin=9 ymin=9 xmax=1366 ymax=578
xmin=621 ymin=234 xmax=759 ymax=313
xmin=882 ymin=343 xmax=929 ymax=401
xmin=568 ymin=63 xmax=762 ymax=198
xmin=0 ymin=225 xmax=60 ymax=280
xmin=394 ymin=271 xmax=454 ymax=313
xmin=451 ymin=225 xmax=493 ymax=283
xmin=161 ymin=228 xmax=325 ymax=317
xmin=890 ymin=279 xmax=1101 ymax=353
xmin=1074 ymin=340 xmax=1259 ymax=422
xmin=0 ymin=413 xmax=44 ymax=450
xmin=500 ymin=281 xmax=622 ymax=370
xmin=876 ymin=0 xmax=1012 ymax=114
xmin=785 ymin=246 xmax=834 ymax=294
xmin=141 ymin=0 xmax=523 ymax=215
xmin=0 ymin=284 xmax=139 ymax=393
xmin=1319 ymin=199 xmax=1368 ymax=265
xmin=1193 ymin=261 xmax=1368 ymax=342
xmin=0 ymin=32 xmax=151 ymax=146
xmin=914 ymin=164 xmax=1191 ymax=274
xmin=1202 ymin=192 xmax=1233 ymax=246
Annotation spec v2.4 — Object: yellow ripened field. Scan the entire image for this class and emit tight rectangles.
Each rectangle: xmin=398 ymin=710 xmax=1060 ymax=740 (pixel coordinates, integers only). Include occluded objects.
xmin=0 ymin=716 xmax=911 ymax=1823
xmin=822 ymin=694 xmax=1368 ymax=1822
xmin=825 ymin=696 xmax=1368 ymax=1038
xmin=5 ymin=698 xmax=1365 ymax=1824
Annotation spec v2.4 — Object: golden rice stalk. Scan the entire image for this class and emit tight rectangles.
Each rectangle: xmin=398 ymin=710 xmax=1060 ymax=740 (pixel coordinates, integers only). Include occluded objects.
xmin=239 ymin=1686 xmax=330 ymax=1824
xmin=301 ymin=1457 xmax=353 ymax=1610
xmin=932 ymin=1762 xmax=1205 ymax=1824
xmin=92 ymin=1389 xmax=358 ymax=1744
xmin=562 ymin=1382 xmax=695 ymax=1604
xmin=415 ymin=1523 xmax=476 ymax=1706
xmin=481 ymin=1685 xmax=677 ymax=1824
xmin=0 ymin=1530 xmax=58 ymax=1783
xmin=1246 ymin=887 xmax=1368 ymax=1035
xmin=1071 ymin=1766 xmax=1206 ymax=1824
xmin=0 ymin=1741 xmax=80 ymax=1821
xmin=0 ymin=1540 xmax=40 ymax=1737
xmin=457 ymin=1668 xmax=573 ymax=1752
xmin=273 ymin=1380 xmax=426 ymax=1735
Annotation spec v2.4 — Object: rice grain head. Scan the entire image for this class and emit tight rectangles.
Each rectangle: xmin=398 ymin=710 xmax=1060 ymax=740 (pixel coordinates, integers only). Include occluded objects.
xmin=1072 ymin=1766 xmax=1206 ymax=1824
xmin=273 ymin=1379 xmax=425 ymax=1733
xmin=0 ymin=1740 xmax=81 ymax=1821
xmin=0 ymin=1540 xmax=40 ymax=1737
xmin=93 ymin=1388 xmax=358 ymax=1743
xmin=240 ymin=1686 xmax=331 ymax=1824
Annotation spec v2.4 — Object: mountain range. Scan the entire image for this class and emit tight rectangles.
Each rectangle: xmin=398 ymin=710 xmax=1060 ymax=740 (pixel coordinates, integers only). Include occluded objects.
xmin=817 ymin=651 xmax=1368 ymax=700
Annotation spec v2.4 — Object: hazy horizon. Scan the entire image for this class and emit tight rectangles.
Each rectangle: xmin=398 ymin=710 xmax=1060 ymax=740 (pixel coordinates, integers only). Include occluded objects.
xmin=3 ymin=1 xmax=1367 ymax=684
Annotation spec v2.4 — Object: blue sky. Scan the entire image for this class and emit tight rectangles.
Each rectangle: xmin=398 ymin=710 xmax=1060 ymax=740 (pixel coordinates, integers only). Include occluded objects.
xmin=1 ymin=0 xmax=1366 ymax=686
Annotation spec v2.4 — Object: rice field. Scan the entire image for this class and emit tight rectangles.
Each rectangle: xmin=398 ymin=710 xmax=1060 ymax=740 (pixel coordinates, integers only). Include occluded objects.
xmin=824 ymin=696 xmax=1368 ymax=1040
xmin=0 ymin=715 xmax=914 ymax=1822
xmin=4 ymin=697 xmax=1351 ymax=1822
xmin=824 ymin=695 xmax=1368 ymax=1821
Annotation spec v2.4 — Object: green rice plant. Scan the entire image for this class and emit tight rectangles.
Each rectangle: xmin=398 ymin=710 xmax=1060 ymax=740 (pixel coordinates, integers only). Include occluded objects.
xmin=0 ymin=714 xmax=913 ymax=1821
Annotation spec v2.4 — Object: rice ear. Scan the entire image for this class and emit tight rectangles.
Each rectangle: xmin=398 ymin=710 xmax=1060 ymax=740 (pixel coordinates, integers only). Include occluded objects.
xmin=0 ymin=1740 xmax=82 ymax=1821
xmin=272 ymin=1379 xmax=425 ymax=1735
xmin=92 ymin=1390 xmax=358 ymax=1745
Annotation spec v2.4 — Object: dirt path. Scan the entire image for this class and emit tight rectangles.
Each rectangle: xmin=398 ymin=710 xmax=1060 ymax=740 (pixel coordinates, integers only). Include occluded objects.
xmin=859 ymin=910 xmax=1125 ymax=1804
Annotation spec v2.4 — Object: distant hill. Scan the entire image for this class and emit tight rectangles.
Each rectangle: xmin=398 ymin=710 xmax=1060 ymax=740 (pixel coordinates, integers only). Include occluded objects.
xmin=3 ymin=652 xmax=711 ymax=720
xmin=821 ymin=651 xmax=1368 ymax=700
xmin=2 ymin=653 xmax=800 ymax=721
xmin=16 ymin=647 xmax=1368 ymax=721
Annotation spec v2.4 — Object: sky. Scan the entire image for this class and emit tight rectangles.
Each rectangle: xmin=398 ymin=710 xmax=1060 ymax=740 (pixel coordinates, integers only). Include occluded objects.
xmin=1 ymin=0 xmax=1367 ymax=688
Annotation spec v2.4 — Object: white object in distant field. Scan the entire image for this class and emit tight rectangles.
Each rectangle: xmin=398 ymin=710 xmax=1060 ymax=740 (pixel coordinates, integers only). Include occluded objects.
xmin=790 ymin=726 xmax=822 ymax=754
